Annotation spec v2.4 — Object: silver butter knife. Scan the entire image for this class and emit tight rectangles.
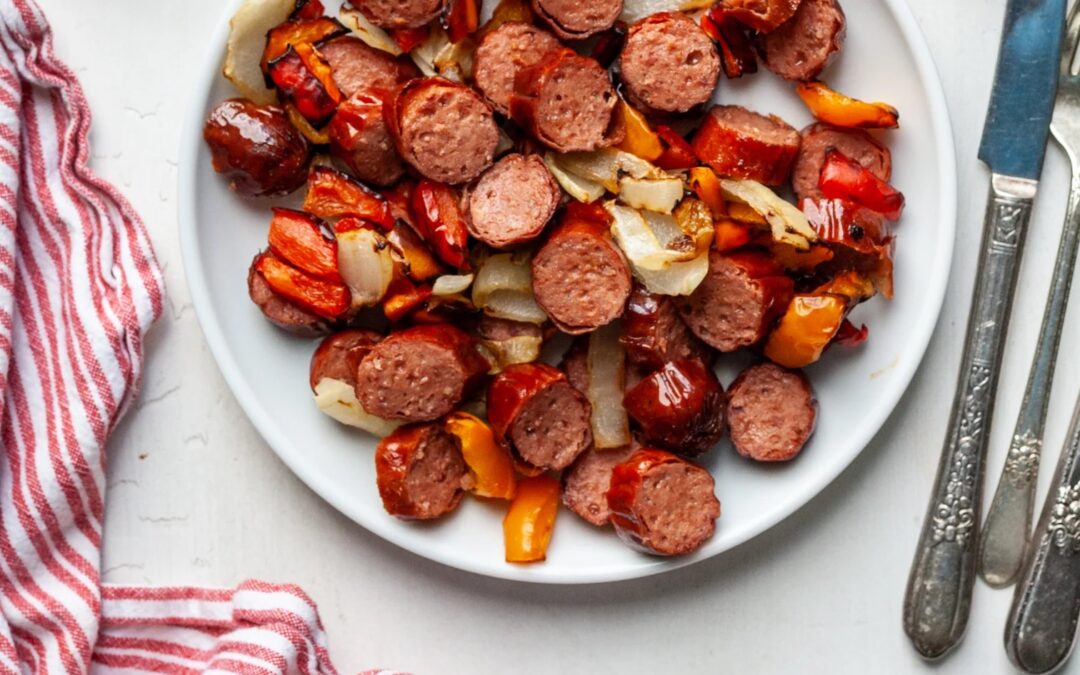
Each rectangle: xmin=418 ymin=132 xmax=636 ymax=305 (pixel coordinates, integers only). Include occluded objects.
xmin=903 ymin=0 xmax=1065 ymax=660
xmin=981 ymin=0 xmax=1080 ymax=590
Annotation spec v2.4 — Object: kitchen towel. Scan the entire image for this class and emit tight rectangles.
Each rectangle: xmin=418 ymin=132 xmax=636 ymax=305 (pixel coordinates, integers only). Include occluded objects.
xmin=0 ymin=1 xmax=363 ymax=672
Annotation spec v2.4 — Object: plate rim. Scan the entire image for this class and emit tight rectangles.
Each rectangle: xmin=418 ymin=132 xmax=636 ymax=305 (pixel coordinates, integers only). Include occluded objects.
xmin=178 ymin=0 xmax=957 ymax=585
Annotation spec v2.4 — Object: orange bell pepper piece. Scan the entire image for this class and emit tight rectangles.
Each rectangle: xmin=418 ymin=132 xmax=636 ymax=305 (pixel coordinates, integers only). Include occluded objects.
xmin=262 ymin=17 xmax=346 ymax=75
xmin=445 ymin=412 xmax=516 ymax=500
xmin=304 ymin=166 xmax=396 ymax=230
xmin=688 ymin=166 xmax=726 ymax=218
xmin=712 ymin=219 xmax=753 ymax=251
xmin=796 ymin=82 xmax=899 ymax=130
xmin=815 ymin=270 xmax=876 ymax=305
xmin=503 ymin=475 xmax=560 ymax=563
xmin=615 ymin=100 xmax=663 ymax=162
xmin=382 ymin=273 xmax=432 ymax=322
xmin=768 ymin=242 xmax=834 ymax=272
xmin=764 ymin=293 xmax=847 ymax=368
xmin=654 ymin=125 xmax=698 ymax=171
xmin=254 ymin=251 xmax=350 ymax=319
xmin=267 ymin=208 xmax=341 ymax=282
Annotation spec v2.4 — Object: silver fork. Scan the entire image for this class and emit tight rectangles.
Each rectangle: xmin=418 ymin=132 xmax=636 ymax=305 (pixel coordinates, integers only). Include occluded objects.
xmin=979 ymin=0 xmax=1080 ymax=590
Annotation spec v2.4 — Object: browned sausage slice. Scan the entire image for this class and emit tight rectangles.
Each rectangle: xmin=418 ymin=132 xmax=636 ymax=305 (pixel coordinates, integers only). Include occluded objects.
xmin=328 ymin=90 xmax=405 ymax=187
xmin=376 ymin=422 xmax=468 ymax=519
xmin=466 ymin=154 xmax=561 ymax=249
xmin=562 ymin=445 xmax=636 ymax=526
xmin=309 ymin=329 xmax=383 ymax=390
xmin=318 ymin=36 xmax=420 ymax=98
xmin=607 ymin=449 xmax=720 ymax=555
xmin=247 ymin=253 xmax=331 ymax=337
xmin=204 ymin=99 xmax=310 ymax=197
xmin=619 ymin=13 xmax=721 ymax=115
xmin=347 ymin=0 xmax=447 ymax=29
xmin=531 ymin=210 xmax=633 ymax=335
xmin=355 ymin=323 xmax=490 ymax=422
xmin=793 ymin=123 xmax=891 ymax=199
xmin=622 ymin=285 xmax=712 ymax=371
xmin=510 ymin=49 xmax=623 ymax=153
xmin=623 ymin=360 xmax=726 ymax=458
xmin=677 ymin=249 xmax=794 ymax=352
xmin=531 ymin=0 xmax=623 ymax=40
xmin=691 ymin=105 xmax=800 ymax=186
xmin=473 ymin=22 xmax=562 ymax=115
xmin=392 ymin=77 xmax=500 ymax=185
xmin=761 ymin=0 xmax=845 ymax=82
xmin=726 ymin=362 xmax=817 ymax=462
xmin=719 ymin=0 xmax=802 ymax=32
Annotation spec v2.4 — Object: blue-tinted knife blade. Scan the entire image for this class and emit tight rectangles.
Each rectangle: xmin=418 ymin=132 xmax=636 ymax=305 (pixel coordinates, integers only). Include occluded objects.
xmin=978 ymin=0 xmax=1067 ymax=179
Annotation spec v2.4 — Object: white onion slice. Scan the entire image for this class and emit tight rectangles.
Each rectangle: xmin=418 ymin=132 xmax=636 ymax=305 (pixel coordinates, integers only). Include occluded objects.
xmin=607 ymin=203 xmax=697 ymax=271
xmin=337 ymin=228 xmax=394 ymax=309
xmin=223 ymin=0 xmax=294 ymax=104
xmin=313 ymin=378 xmax=402 ymax=437
xmin=472 ymin=253 xmax=548 ymax=323
xmin=555 ymin=148 xmax=661 ymax=192
xmin=618 ymin=176 xmax=685 ymax=214
xmin=719 ymin=178 xmax=816 ymax=250
xmin=586 ymin=322 xmax=631 ymax=449
xmin=339 ymin=5 xmax=403 ymax=55
xmin=480 ymin=336 xmax=544 ymax=373
xmin=544 ymin=153 xmax=606 ymax=203
xmin=619 ymin=0 xmax=716 ymax=23
xmin=633 ymin=253 xmax=710 ymax=296
xmin=432 ymin=273 xmax=474 ymax=296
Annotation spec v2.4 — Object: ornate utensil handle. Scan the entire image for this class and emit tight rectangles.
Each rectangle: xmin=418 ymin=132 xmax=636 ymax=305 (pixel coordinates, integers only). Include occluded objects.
xmin=904 ymin=174 xmax=1036 ymax=659
xmin=980 ymin=171 xmax=1080 ymax=588
xmin=1006 ymin=393 xmax=1080 ymax=673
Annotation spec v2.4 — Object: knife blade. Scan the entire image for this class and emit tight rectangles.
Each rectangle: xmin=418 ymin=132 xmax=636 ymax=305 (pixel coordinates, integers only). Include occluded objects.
xmin=904 ymin=0 xmax=1066 ymax=660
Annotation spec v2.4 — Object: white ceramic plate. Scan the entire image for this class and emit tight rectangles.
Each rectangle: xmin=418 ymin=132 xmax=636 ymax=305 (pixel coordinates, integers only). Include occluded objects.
xmin=180 ymin=0 xmax=956 ymax=584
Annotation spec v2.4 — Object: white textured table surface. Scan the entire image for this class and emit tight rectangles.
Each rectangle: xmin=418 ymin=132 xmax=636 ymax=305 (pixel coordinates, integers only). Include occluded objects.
xmin=35 ymin=0 xmax=1080 ymax=672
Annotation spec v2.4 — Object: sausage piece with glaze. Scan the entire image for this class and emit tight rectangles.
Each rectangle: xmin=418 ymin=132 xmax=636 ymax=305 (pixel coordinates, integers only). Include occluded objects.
xmin=531 ymin=206 xmax=633 ymax=334
xmin=692 ymin=105 xmax=801 ymax=186
xmin=473 ymin=22 xmax=562 ymax=116
xmin=726 ymin=362 xmax=817 ymax=462
xmin=623 ymin=360 xmax=726 ymax=458
xmin=204 ymin=99 xmax=311 ymax=197
xmin=329 ymin=90 xmax=406 ymax=187
xmin=718 ymin=0 xmax=802 ymax=32
xmin=622 ymin=285 xmax=712 ymax=371
xmin=466 ymin=153 xmax=562 ymax=249
xmin=375 ymin=422 xmax=469 ymax=519
xmin=677 ymin=249 xmax=794 ymax=352
xmin=318 ymin=36 xmax=420 ymax=98
xmin=309 ymin=329 xmax=383 ymax=391
xmin=761 ymin=0 xmax=846 ymax=82
xmin=562 ymin=445 xmax=636 ymax=526
xmin=355 ymin=323 xmax=490 ymax=422
xmin=531 ymin=0 xmax=623 ymax=40
xmin=510 ymin=49 xmax=623 ymax=153
xmin=347 ymin=0 xmax=447 ymax=29
xmin=793 ymin=123 xmax=891 ymax=200
xmin=488 ymin=363 xmax=593 ymax=472
xmin=607 ymin=449 xmax=721 ymax=556
xmin=391 ymin=77 xmax=501 ymax=185
xmin=247 ymin=253 xmax=332 ymax=337
xmin=619 ymin=13 xmax=721 ymax=115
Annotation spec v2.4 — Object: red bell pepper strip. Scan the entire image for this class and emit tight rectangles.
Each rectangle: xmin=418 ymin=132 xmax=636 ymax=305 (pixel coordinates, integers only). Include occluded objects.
xmin=410 ymin=180 xmax=471 ymax=270
xmin=654 ymin=125 xmax=698 ymax=171
xmin=290 ymin=0 xmax=326 ymax=20
xmin=254 ymin=251 xmax=349 ymax=319
xmin=444 ymin=0 xmax=480 ymax=43
xmin=267 ymin=208 xmax=341 ymax=282
xmin=382 ymin=274 xmax=432 ymax=322
xmin=701 ymin=7 xmax=758 ymax=79
xmin=261 ymin=17 xmax=346 ymax=76
xmin=589 ymin=22 xmax=627 ymax=69
xmin=835 ymin=319 xmax=869 ymax=347
xmin=389 ymin=26 xmax=430 ymax=52
xmin=267 ymin=44 xmax=341 ymax=127
xmin=304 ymin=166 xmax=396 ymax=230
xmin=819 ymin=151 xmax=905 ymax=221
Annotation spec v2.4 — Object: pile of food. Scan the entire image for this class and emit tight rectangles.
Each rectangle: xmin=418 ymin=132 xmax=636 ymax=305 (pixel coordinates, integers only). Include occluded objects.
xmin=205 ymin=0 xmax=904 ymax=562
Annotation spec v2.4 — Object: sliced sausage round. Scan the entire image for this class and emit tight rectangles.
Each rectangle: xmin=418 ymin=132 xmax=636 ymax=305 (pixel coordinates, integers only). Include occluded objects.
xmin=719 ymin=0 xmax=802 ymax=32
xmin=392 ymin=77 xmax=500 ymax=185
xmin=761 ymin=0 xmax=846 ymax=82
xmin=623 ymin=360 xmax=726 ymax=458
xmin=347 ymin=0 xmax=446 ymax=29
xmin=727 ymin=362 xmax=817 ymax=462
xmin=309 ymin=329 xmax=383 ymax=391
xmin=488 ymin=363 xmax=593 ymax=472
xmin=376 ymin=422 xmax=468 ymax=519
xmin=531 ymin=0 xmax=623 ymax=40
xmin=622 ymin=285 xmax=712 ymax=371
xmin=204 ymin=99 xmax=310 ymax=197
xmin=562 ymin=445 xmax=636 ymax=526
xmin=510 ymin=49 xmax=622 ymax=153
xmin=691 ymin=105 xmax=800 ymax=186
xmin=473 ymin=22 xmax=562 ymax=115
xmin=475 ymin=315 xmax=545 ymax=342
xmin=532 ymin=210 xmax=633 ymax=334
xmin=793 ymin=123 xmax=892 ymax=199
xmin=677 ymin=249 xmax=794 ymax=352
xmin=619 ymin=13 xmax=721 ymax=115
xmin=328 ymin=90 xmax=405 ymax=187
xmin=355 ymin=323 xmax=491 ymax=422
xmin=607 ymin=449 xmax=721 ymax=556
xmin=318 ymin=36 xmax=420 ymax=98
xmin=466 ymin=154 xmax=561 ymax=249
xmin=247 ymin=253 xmax=331 ymax=337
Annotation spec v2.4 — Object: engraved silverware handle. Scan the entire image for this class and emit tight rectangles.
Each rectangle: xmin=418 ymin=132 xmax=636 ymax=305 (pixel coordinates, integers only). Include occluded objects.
xmin=904 ymin=174 xmax=1036 ymax=659
xmin=1006 ymin=392 xmax=1080 ymax=673
xmin=980 ymin=170 xmax=1080 ymax=588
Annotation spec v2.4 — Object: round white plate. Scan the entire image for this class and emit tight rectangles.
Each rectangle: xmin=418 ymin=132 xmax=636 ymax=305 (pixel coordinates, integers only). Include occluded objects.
xmin=179 ymin=0 xmax=956 ymax=584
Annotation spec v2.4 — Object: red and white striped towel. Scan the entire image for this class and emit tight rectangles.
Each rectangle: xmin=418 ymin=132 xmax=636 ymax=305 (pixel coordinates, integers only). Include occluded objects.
xmin=0 ymin=1 xmax=373 ymax=672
